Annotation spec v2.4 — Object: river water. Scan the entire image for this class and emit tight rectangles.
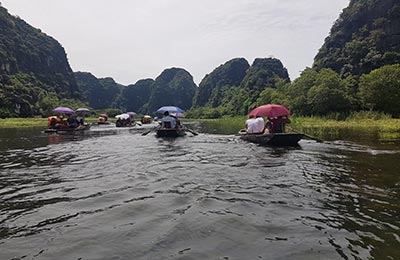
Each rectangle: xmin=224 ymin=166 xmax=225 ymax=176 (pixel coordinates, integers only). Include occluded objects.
xmin=0 ymin=124 xmax=399 ymax=260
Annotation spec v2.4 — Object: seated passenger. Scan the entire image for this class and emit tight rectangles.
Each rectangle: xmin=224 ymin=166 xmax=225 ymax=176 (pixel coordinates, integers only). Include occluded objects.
xmin=48 ymin=116 xmax=59 ymax=129
xmin=161 ymin=111 xmax=176 ymax=128
xmin=67 ymin=115 xmax=78 ymax=128
xmin=266 ymin=116 xmax=291 ymax=133
xmin=264 ymin=118 xmax=273 ymax=134
xmin=76 ymin=115 xmax=84 ymax=126
xmin=254 ymin=116 xmax=265 ymax=133
xmin=245 ymin=115 xmax=258 ymax=134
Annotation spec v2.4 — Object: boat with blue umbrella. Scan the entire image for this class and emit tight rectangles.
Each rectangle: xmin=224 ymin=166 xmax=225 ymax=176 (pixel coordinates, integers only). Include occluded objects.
xmin=155 ymin=106 xmax=186 ymax=137
xmin=141 ymin=106 xmax=197 ymax=137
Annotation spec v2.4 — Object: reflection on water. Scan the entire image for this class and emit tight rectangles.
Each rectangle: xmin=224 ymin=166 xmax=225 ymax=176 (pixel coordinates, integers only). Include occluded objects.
xmin=0 ymin=124 xmax=399 ymax=260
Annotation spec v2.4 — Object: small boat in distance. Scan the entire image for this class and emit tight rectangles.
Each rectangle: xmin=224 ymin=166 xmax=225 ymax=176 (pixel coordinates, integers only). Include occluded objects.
xmin=239 ymin=132 xmax=304 ymax=146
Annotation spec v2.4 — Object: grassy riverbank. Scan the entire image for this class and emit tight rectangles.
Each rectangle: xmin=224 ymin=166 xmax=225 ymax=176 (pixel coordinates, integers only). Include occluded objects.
xmin=0 ymin=117 xmax=100 ymax=128
xmin=0 ymin=118 xmax=47 ymax=128
xmin=190 ymin=115 xmax=400 ymax=139
xmin=1 ymin=115 xmax=400 ymax=139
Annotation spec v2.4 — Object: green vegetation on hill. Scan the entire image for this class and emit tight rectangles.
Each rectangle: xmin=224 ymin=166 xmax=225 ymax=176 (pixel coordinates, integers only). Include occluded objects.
xmin=188 ymin=57 xmax=290 ymax=118
xmin=147 ymin=68 xmax=197 ymax=113
xmin=0 ymin=5 xmax=81 ymax=117
xmin=314 ymin=0 xmax=400 ymax=78
xmin=192 ymin=58 xmax=250 ymax=108
xmin=118 ymin=79 xmax=154 ymax=114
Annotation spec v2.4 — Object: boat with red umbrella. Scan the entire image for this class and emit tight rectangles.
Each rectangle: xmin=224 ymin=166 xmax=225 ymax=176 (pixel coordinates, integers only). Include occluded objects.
xmin=248 ymin=104 xmax=291 ymax=117
xmin=240 ymin=104 xmax=304 ymax=146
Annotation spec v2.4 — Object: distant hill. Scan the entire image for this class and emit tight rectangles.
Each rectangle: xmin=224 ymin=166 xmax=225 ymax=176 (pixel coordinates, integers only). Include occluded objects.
xmin=0 ymin=5 xmax=79 ymax=117
xmin=192 ymin=58 xmax=250 ymax=108
xmin=188 ymin=57 xmax=290 ymax=117
xmin=76 ymin=68 xmax=197 ymax=115
xmin=313 ymin=0 xmax=400 ymax=77
xmin=74 ymin=72 xmax=122 ymax=110
xmin=147 ymin=68 xmax=197 ymax=113
xmin=240 ymin=58 xmax=290 ymax=106
xmin=118 ymin=79 xmax=154 ymax=114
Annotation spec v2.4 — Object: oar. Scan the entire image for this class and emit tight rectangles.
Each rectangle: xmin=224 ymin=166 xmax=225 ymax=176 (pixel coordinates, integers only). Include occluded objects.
xmin=184 ymin=127 xmax=199 ymax=136
xmin=302 ymin=133 xmax=323 ymax=143
xmin=142 ymin=126 xmax=158 ymax=136
xmin=287 ymin=126 xmax=323 ymax=143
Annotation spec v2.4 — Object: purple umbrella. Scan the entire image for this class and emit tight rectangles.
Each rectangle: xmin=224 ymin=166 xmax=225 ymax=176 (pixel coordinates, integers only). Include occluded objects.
xmin=53 ymin=106 xmax=75 ymax=115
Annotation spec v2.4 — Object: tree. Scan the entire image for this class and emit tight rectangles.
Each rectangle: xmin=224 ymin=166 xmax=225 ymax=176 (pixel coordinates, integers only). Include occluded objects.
xmin=359 ymin=64 xmax=400 ymax=117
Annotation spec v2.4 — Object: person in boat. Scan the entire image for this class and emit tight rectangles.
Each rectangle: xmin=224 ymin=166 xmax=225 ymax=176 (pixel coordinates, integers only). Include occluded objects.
xmin=264 ymin=117 xmax=273 ymax=134
xmin=161 ymin=111 xmax=176 ymax=129
xmin=67 ymin=115 xmax=78 ymax=128
xmin=54 ymin=115 xmax=67 ymax=129
xmin=116 ymin=118 xmax=123 ymax=127
xmin=76 ymin=115 xmax=84 ymax=126
xmin=255 ymin=116 xmax=265 ymax=133
xmin=265 ymin=116 xmax=291 ymax=133
xmin=245 ymin=115 xmax=264 ymax=134
xmin=48 ymin=116 xmax=59 ymax=129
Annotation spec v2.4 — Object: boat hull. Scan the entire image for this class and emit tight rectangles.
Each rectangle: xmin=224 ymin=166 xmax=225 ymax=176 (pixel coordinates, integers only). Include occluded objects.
xmin=240 ymin=133 xmax=303 ymax=146
xmin=156 ymin=128 xmax=186 ymax=137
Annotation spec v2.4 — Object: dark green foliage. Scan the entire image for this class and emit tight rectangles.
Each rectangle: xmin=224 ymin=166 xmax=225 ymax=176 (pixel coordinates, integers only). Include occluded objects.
xmin=147 ymin=68 xmax=197 ymax=113
xmin=119 ymin=79 xmax=154 ymax=114
xmin=192 ymin=58 xmax=249 ymax=108
xmin=0 ymin=5 xmax=80 ymax=117
xmin=240 ymin=58 xmax=290 ymax=112
xmin=74 ymin=72 xmax=122 ymax=109
xmin=190 ymin=57 xmax=290 ymax=117
xmin=252 ymin=68 xmax=357 ymax=117
xmin=0 ymin=6 xmax=78 ymax=98
xmin=359 ymin=64 xmax=400 ymax=116
xmin=314 ymin=0 xmax=400 ymax=77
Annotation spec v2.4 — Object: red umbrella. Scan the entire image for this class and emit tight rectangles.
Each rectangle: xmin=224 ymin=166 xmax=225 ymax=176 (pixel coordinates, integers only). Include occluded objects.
xmin=249 ymin=104 xmax=291 ymax=118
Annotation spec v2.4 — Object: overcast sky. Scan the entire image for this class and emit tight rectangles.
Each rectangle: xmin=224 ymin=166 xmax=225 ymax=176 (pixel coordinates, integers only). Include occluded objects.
xmin=2 ymin=0 xmax=349 ymax=85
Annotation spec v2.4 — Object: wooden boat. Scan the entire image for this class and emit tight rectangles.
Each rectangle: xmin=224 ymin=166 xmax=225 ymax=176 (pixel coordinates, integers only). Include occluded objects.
xmin=156 ymin=128 xmax=186 ymax=137
xmin=44 ymin=124 xmax=91 ymax=134
xmin=239 ymin=132 xmax=304 ymax=146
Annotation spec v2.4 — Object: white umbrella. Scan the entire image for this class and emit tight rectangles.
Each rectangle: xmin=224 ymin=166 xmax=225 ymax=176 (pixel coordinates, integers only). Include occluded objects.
xmin=115 ymin=113 xmax=130 ymax=119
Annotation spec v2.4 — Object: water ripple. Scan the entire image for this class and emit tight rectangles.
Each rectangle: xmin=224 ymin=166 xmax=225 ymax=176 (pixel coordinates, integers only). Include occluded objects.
xmin=0 ymin=131 xmax=399 ymax=259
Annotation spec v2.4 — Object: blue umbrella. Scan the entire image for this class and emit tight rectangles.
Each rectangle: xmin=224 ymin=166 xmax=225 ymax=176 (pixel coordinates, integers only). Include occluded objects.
xmin=170 ymin=112 xmax=185 ymax=118
xmin=156 ymin=106 xmax=184 ymax=114
xmin=53 ymin=106 xmax=75 ymax=115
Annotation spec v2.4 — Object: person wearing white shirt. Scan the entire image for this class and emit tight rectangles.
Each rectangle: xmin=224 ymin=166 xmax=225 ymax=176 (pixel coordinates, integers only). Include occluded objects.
xmin=245 ymin=115 xmax=258 ymax=133
xmin=254 ymin=116 xmax=265 ymax=133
